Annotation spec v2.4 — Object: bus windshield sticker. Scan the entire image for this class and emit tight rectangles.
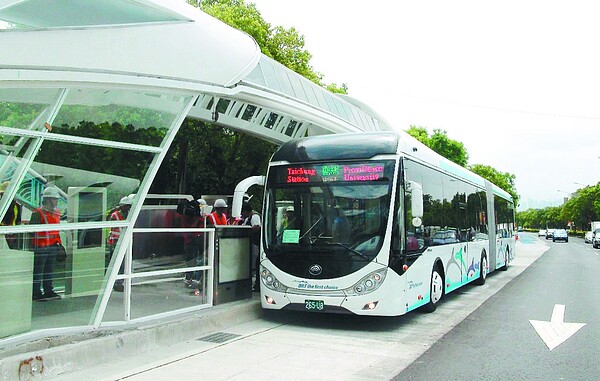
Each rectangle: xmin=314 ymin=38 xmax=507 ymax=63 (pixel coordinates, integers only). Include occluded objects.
xmin=282 ymin=229 xmax=300 ymax=244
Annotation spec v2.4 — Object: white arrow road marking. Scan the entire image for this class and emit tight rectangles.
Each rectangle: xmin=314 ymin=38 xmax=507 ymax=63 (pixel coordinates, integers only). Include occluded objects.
xmin=529 ymin=304 xmax=586 ymax=350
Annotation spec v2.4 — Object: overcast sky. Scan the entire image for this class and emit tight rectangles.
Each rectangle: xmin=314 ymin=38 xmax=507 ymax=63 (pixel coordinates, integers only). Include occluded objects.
xmin=249 ymin=0 xmax=599 ymax=210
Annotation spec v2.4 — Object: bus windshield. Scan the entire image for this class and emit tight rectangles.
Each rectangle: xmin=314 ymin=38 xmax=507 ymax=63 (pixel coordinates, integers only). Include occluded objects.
xmin=264 ymin=160 xmax=396 ymax=279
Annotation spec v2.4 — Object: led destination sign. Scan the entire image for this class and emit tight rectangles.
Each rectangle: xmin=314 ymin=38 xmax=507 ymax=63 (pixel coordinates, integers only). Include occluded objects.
xmin=283 ymin=162 xmax=387 ymax=184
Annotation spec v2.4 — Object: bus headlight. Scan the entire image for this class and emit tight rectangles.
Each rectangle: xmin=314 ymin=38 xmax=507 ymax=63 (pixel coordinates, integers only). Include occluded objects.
xmin=261 ymin=268 xmax=286 ymax=292
xmin=345 ymin=269 xmax=386 ymax=296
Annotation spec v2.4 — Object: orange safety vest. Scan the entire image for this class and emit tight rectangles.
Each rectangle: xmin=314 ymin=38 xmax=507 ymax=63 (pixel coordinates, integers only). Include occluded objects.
xmin=33 ymin=207 xmax=61 ymax=248
xmin=208 ymin=212 xmax=228 ymax=226
xmin=108 ymin=209 xmax=125 ymax=245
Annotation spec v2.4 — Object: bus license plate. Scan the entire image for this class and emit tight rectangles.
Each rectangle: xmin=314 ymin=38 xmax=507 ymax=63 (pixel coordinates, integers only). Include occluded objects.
xmin=305 ymin=300 xmax=324 ymax=311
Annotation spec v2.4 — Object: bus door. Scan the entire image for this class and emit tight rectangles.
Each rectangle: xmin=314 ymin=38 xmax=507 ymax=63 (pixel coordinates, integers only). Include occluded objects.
xmin=457 ymin=189 xmax=470 ymax=285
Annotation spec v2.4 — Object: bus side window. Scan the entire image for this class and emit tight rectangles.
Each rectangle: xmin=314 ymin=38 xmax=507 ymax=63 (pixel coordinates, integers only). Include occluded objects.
xmin=403 ymin=160 xmax=426 ymax=252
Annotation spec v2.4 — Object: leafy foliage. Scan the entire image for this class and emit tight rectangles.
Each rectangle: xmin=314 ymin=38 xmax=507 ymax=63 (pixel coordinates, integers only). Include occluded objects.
xmin=405 ymin=126 xmax=469 ymax=167
xmin=150 ymin=120 xmax=276 ymax=201
xmin=0 ymin=102 xmax=42 ymax=130
xmin=326 ymin=83 xmax=349 ymax=94
xmin=197 ymin=0 xmax=347 ymax=93
xmin=469 ymin=164 xmax=519 ymax=207
xmin=36 ymin=121 xmax=163 ymax=179
xmin=518 ymin=183 xmax=600 ymax=230
xmin=200 ymin=0 xmax=271 ymax=49
xmin=405 ymin=125 xmax=519 ymax=207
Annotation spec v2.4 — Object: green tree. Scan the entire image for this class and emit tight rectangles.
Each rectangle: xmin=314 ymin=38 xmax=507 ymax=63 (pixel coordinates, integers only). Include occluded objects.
xmin=543 ymin=206 xmax=564 ymax=229
xmin=517 ymin=206 xmax=567 ymax=230
xmin=405 ymin=125 xmax=430 ymax=146
xmin=197 ymin=0 xmax=347 ymax=93
xmin=151 ymin=120 xmax=276 ymax=200
xmin=405 ymin=126 xmax=469 ymax=167
xmin=405 ymin=125 xmax=519 ymax=206
xmin=559 ymin=183 xmax=600 ymax=230
xmin=516 ymin=209 xmax=537 ymax=229
xmin=199 ymin=0 xmax=271 ymax=51
xmin=469 ymin=164 xmax=519 ymax=207
xmin=266 ymin=26 xmax=320 ymax=84
xmin=517 ymin=182 xmax=600 ymax=232
xmin=326 ymin=82 xmax=349 ymax=94
xmin=429 ymin=129 xmax=469 ymax=167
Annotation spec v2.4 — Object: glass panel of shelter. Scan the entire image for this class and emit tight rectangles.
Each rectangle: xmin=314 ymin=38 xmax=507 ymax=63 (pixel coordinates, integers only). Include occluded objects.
xmin=0 ymin=86 xmax=194 ymax=335
xmin=274 ymin=67 xmax=296 ymax=97
xmin=0 ymin=88 xmax=62 ymax=131
xmin=52 ymin=88 xmax=185 ymax=146
xmin=258 ymin=59 xmax=283 ymax=93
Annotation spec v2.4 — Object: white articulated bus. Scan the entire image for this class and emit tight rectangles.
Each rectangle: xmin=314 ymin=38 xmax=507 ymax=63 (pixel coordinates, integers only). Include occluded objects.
xmin=259 ymin=132 xmax=515 ymax=316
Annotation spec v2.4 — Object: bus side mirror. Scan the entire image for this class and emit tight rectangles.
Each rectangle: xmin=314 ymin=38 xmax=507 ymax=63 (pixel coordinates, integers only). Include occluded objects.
xmin=407 ymin=180 xmax=423 ymax=219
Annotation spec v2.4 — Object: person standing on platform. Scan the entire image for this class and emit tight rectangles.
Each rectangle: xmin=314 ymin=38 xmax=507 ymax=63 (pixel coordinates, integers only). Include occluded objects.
xmin=195 ymin=198 xmax=229 ymax=297
xmin=228 ymin=205 xmax=243 ymax=225
xmin=30 ymin=187 xmax=63 ymax=301
xmin=181 ymin=198 xmax=207 ymax=289
xmin=208 ymin=199 xmax=229 ymax=226
xmin=241 ymin=202 xmax=261 ymax=292
xmin=107 ymin=196 xmax=132 ymax=292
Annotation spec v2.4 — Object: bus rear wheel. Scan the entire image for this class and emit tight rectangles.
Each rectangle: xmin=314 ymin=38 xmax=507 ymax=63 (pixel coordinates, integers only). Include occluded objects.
xmin=475 ymin=252 xmax=487 ymax=285
xmin=424 ymin=265 xmax=443 ymax=313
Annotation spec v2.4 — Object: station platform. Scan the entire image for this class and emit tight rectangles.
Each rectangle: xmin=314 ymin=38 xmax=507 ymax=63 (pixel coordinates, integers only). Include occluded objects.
xmin=0 ymin=295 xmax=262 ymax=380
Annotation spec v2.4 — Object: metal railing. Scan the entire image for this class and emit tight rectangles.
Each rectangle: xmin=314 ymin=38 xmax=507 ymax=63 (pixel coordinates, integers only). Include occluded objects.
xmin=106 ymin=226 xmax=216 ymax=324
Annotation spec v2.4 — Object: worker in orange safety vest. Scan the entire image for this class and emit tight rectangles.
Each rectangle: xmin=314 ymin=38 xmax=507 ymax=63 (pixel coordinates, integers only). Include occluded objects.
xmin=208 ymin=198 xmax=229 ymax=226
xmin=30 ymin=187 xmax=63 ymax=301
xmin=108 ymin=196 xmax=132 ymax=292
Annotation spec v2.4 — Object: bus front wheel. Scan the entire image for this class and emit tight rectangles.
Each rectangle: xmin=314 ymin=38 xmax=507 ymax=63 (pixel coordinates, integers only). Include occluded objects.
xmin=424 ymin=265 xmax=444 ymax=313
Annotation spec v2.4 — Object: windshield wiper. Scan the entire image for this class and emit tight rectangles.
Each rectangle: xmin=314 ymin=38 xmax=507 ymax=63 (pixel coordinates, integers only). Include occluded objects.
xmin=326 ymin=241 xmax=369 ymax=260
xmin=299 ymin=216 xmax=324 ymax=241
xmin=301 ymin=232 xmax=328 ymax=245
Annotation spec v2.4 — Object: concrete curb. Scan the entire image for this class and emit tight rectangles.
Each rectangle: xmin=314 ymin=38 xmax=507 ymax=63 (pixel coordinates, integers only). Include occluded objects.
xmin=0 ymin=299 xmax=261 ymax=380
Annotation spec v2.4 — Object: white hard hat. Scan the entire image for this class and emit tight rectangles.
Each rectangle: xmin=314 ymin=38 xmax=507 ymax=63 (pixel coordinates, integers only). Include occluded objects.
xmin=119 ymin=196 xmax=133 ymax=205
xmin=286 ymin=206 xmax=294 ymax=212
xmin=197 ymin=198 xmax=207 ymax=206
xmin=214 ymin=198 xmax=227 ymax=208
xmin=42 ymin=187 xmax=60 ymax=199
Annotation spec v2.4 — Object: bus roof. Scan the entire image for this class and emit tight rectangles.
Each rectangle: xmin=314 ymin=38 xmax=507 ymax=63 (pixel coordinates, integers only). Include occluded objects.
xmin=271 ymin=132 xmax=399 ymax=163
xmin=271 ymin=131 xmax=514 ymax=203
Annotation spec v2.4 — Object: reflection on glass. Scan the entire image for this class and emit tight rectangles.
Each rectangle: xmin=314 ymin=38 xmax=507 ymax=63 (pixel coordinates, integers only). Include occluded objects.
xmin=52 ymin=89 xmax=189 ymax=146
xmin=28 ymin=139 xmax=147 ymax=217
xmin=104 ymin=273 xmax=211 ymax=322
xmin=14 ymin=227 xmax=113 ymax=332
xmin=131 ymin=228 xmax=209 ymax=274
xmin=0 ymin=88 xmax=62 ymax=131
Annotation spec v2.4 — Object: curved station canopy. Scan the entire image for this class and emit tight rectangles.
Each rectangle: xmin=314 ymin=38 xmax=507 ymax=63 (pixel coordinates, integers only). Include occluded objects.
xmin=0 ymin=0 xmax=392 ymax=143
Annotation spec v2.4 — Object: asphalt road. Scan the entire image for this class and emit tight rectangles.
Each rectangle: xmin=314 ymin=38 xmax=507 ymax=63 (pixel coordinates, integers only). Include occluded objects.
xmin=394 ymin=233 xmax=600 ymax=381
